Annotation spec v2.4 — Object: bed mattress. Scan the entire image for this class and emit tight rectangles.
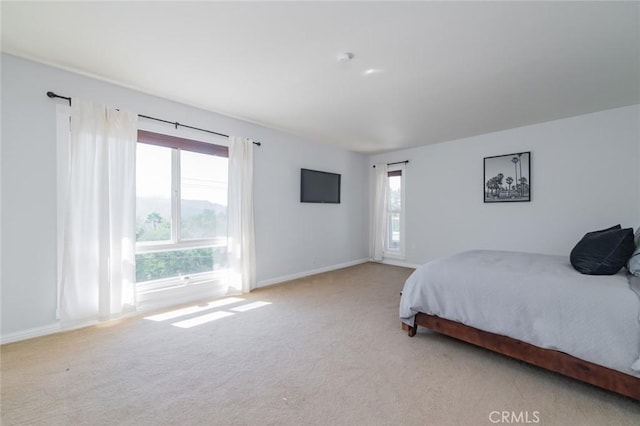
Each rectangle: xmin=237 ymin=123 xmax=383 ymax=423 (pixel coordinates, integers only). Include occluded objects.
xmin=399 ymin=250 xmax=640 ymax=377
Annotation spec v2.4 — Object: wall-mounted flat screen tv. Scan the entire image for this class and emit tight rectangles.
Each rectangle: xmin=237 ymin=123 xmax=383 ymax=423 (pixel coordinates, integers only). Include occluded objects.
xmin=300 ymin=168 xmax=341 ymax=203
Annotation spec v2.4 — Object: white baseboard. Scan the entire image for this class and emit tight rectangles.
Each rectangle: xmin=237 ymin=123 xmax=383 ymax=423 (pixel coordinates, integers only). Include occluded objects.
xmin=257 ymin=258 xmax=369 ymax=288
xmin=379 ymin=258 xmax=421 ymax=269
xmin=1 ymin=323 xmax=60 ymax=345
xmin=1 ymin=313 xmax=134 ymax=345
xmin=2 ymin=258 xmax=404 ymax=344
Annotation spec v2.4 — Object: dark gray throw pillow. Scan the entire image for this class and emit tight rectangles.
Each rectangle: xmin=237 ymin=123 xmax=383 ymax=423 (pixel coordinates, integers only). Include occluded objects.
xmin=570 ymin=225 xmax=635 ymax=275
xmin=628 ymin=227 xmax=640 ymax=277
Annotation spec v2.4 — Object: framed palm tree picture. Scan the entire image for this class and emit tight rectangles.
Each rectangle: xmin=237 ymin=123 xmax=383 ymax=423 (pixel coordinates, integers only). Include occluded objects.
xmin=484 ymin=152 xmax=530 ymax=203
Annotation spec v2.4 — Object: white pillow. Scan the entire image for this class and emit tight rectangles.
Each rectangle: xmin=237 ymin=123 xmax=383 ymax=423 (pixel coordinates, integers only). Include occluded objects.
xmin=629 ymin=227 xmax=640 ymax=277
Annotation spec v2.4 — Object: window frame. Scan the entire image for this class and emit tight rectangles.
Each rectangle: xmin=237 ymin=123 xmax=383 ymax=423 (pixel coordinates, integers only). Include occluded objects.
xmin=383 ymin=164 xmax=405 ymax=259
xmin=135 ymin=130 xmax=229 ymax=286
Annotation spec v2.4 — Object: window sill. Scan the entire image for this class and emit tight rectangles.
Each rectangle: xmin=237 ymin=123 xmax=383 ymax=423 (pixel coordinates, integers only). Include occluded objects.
xmin=137 ymin=270 xmax=226 ymax=292
xmin=136 ymin=238 xmax=227 ymax=253
xmin=137 ymin=274 xmax=228 ymax=313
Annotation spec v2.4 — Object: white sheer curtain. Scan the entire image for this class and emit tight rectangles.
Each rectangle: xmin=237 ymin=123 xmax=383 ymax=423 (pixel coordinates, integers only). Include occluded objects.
xmin=371 ymin=163 xmax=388 ymax=262
xmin=58 ymin=98 xmax=138 ymax=322
xmin=227 ymin=136 xmax=256 ymax=294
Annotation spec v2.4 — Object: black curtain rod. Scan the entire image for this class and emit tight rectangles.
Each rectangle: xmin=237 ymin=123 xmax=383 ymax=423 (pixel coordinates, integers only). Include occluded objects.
xmin=46 ymin=91 xmax=261 ymax=146
xmin=373 ymin=160 xmax=409 ymax=168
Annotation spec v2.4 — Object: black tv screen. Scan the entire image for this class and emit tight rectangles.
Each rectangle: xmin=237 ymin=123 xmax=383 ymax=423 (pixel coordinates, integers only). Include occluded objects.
xmin=300 ymin=168 xmax=341 ymax=203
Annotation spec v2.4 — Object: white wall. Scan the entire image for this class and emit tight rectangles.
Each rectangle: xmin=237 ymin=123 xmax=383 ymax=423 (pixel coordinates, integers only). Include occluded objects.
xmin=371 ymin=105 xmax=640 ymax=266
xmin=638 ymin=115 xmax=640 ymax=216
xmin=0 ymin=54 xmax=369 ymax=338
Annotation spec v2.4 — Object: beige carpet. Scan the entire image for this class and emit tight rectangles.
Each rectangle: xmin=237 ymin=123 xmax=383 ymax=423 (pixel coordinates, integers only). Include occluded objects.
xmin=1 ymin=263 xmax=639 ymax=425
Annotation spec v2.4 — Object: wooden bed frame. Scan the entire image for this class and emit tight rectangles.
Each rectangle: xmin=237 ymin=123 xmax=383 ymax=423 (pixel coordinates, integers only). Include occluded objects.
xmin=403 ymin=313 xmax=640 ymax=401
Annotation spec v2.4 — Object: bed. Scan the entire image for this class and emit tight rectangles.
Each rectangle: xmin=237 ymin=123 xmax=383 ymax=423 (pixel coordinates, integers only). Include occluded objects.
xmin=399 ymin=250 xmax=640 ymax=400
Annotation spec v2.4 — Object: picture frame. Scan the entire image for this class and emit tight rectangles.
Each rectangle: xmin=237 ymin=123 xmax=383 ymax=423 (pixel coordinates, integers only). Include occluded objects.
xmin=484 ymin=152 xmax=530 ymax=203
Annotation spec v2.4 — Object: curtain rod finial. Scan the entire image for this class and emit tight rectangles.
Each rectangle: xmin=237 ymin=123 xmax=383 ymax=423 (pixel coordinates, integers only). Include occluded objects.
xmin=46 ymin=91 xmax=56 ymax=98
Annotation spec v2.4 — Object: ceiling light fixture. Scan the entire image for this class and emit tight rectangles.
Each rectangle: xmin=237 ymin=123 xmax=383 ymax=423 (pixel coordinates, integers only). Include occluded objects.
xmin=363 ymin=68 xmax=383 ymax=76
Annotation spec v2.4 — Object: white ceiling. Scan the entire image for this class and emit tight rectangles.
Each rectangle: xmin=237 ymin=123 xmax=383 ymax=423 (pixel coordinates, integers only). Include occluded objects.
xmin=2 ymin=1 xmax=639 ymax=153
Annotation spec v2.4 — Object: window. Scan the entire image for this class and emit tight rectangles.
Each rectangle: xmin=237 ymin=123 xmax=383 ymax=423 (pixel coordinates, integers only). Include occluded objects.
xmin=385 ymin=165 xmax=405 ymax=258
xmin=135 ymin=130 xmax=229 ymax=289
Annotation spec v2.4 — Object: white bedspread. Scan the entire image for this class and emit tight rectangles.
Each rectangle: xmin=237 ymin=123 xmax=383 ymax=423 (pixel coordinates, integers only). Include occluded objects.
xmin=399 ymin=250 xmax=640 ymax=377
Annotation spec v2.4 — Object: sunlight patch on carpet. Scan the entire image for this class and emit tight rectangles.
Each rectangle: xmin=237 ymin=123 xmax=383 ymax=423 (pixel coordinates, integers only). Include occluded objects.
xmin=171 ymin=311 xmax=235 ymax=328
xmin=144 ymin=297 xmax=245 ymax=322
xmin=144 ymin=298 xmax=272 ymax=329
